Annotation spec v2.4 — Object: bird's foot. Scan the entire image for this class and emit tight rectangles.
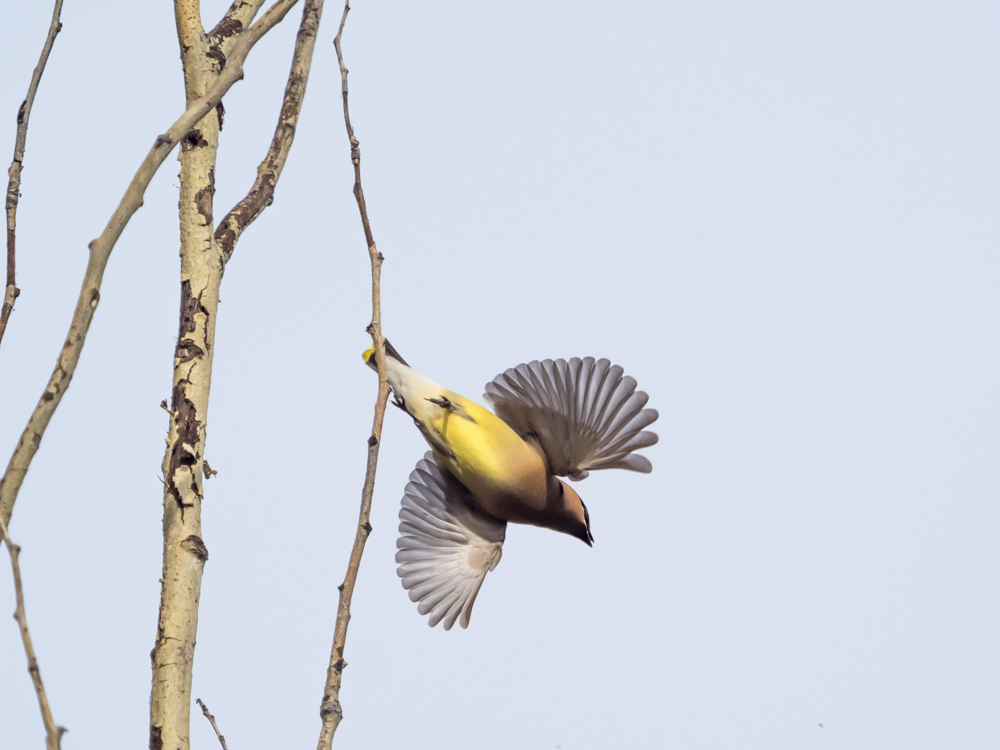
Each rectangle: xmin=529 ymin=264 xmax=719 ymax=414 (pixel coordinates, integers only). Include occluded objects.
xmin=426 ymin=395 xmax=454 ymax=410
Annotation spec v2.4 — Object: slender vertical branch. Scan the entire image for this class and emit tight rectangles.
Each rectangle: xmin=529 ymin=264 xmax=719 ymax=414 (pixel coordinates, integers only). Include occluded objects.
xmin=317 ymin=3 xmax=390 ymax=747
xmin=149 ymin=3 xmax=220 ymax=748
xmin=0 ymin=518 xmax=65 ymax=750
xmin=195 ymin=699 xmax=230 ymax=750
xmin=0 ymin=0 xmax=299 ymax=533
xmin=2 ymin=0 xmax=64 ymax=347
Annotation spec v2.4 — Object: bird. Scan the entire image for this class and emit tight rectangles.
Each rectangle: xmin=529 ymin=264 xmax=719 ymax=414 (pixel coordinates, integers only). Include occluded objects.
xmin=363 ymin=341 xmax=658 ymax=629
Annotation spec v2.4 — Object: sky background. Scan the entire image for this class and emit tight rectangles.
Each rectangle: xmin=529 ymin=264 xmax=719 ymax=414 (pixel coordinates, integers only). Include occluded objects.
xmin=1 ymin=1 xmax=998 ymax=748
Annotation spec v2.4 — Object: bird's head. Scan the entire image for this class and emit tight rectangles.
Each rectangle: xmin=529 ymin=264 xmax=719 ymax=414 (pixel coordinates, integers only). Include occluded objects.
xmin=557 ymin=480 xmax=594 ymax=547
xmin=362 ymin=346 xmax=377 ymax=371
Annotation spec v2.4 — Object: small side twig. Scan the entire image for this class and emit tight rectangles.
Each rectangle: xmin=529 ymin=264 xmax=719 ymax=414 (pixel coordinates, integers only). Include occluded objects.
xmin=2 ymin=0 xmax=65 ymax=348
xmin=316 ymin=3 xmax=390 ymax=748
xmin=0 ymin=517 xmax=65 ymax=750
xmin=196 ymin=698 xmax=230 ymax=750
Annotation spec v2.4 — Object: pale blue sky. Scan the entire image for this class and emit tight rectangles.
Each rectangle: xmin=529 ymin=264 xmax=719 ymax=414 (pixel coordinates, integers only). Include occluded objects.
xmin=2 ymin=2 xmax=998 ymax=748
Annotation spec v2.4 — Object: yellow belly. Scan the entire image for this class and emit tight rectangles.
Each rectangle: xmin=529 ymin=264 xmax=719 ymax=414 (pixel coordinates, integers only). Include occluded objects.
xmin=429 ymin=392 xmax=549 ymax=520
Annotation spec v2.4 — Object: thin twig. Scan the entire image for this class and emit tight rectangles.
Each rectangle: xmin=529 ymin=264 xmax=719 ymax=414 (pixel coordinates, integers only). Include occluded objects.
xmin=0 ymin=0 xmax=301 ymax=531
xmin=196 ymin=699 xmax=230 ymax=750
xmin=1 ymin=0 xmax=64 ymax=348
xmin=317 ymin=3 xmax=390 ymax=747
xmin=0 ymin=517 xmax=65 ymax=750
xmin=216 ymin=0 xmax=325 ymax=262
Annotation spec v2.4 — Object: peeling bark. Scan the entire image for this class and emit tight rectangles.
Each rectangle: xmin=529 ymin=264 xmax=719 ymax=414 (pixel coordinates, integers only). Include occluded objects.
xmin=149 ymin=3 xmax=224 ymax=748
xmin=148 ymin=3 xmax=308 ymax=748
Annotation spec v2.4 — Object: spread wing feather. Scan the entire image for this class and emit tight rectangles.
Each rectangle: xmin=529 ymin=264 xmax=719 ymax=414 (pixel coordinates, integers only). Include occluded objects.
xmin=396 ymin=453 xmax=506 ymax=629
xmin=484 ymin=357 xmax=658 ymax=480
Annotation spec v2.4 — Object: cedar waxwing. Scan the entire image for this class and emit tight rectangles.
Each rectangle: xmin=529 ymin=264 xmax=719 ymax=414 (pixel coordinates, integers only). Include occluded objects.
xmin=364 ymin=341 xmax=658 ymax=629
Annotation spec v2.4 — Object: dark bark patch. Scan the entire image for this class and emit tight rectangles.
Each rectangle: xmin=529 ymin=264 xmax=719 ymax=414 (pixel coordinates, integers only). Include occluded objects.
xmin=215 ymin=223 xmax=235 ymax=257
xmin=216 ymin=101 xmax=225 ymax=131
xmin=214 ymin=172 xmax=277 ymax=258
xmin=177 ymin=280 xmax=208 ymax=339
xmin=207 ymin=44 xmax=225 ymax=71
xmin=182 ymin=534 xmax=209 ymax=562
xmin=195 ymin=169 xmax=215 ymax=224
xmin=211 ymin=16 xmax=243 ymax=43
xmin=320 ymin=698 xmax=342 ymax=720
xmin=178 ymin=280 xmax=197 ymax=337
xmin=175 ymin=341 xmax=205 ymax=364
xmin=181 ymin=130 xmax=208 ymax=151
xmin=166 ymin=381 xmax=201 ymax=512
xmin=175 ymin=281 xmax=210 ymax=365
xmin=150 ymin=725 xmax=163 ymax=750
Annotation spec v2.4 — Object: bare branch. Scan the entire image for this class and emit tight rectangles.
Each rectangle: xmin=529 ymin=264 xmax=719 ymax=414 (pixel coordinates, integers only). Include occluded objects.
xmin=334 ymin=4 xmax=376 ymax=250
xmin=317 ymin=3 xmax=391 ymax=747
xmin=196 ymin=699 xmax=231 ymax=750
xmin=0 ymin=517 xmax=65 ymax=750
xmin=1 ymin=0 xmax=65 ymax=347
xmin=0 ymin=0 xmax=301 ymax=531
xmin=149 ymin=4 xmax=221 ymax=749
xmin=216 ymin=0 xmax=325 ymax=261
xmin=152 ymin=2 xmax=316 ymax=749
